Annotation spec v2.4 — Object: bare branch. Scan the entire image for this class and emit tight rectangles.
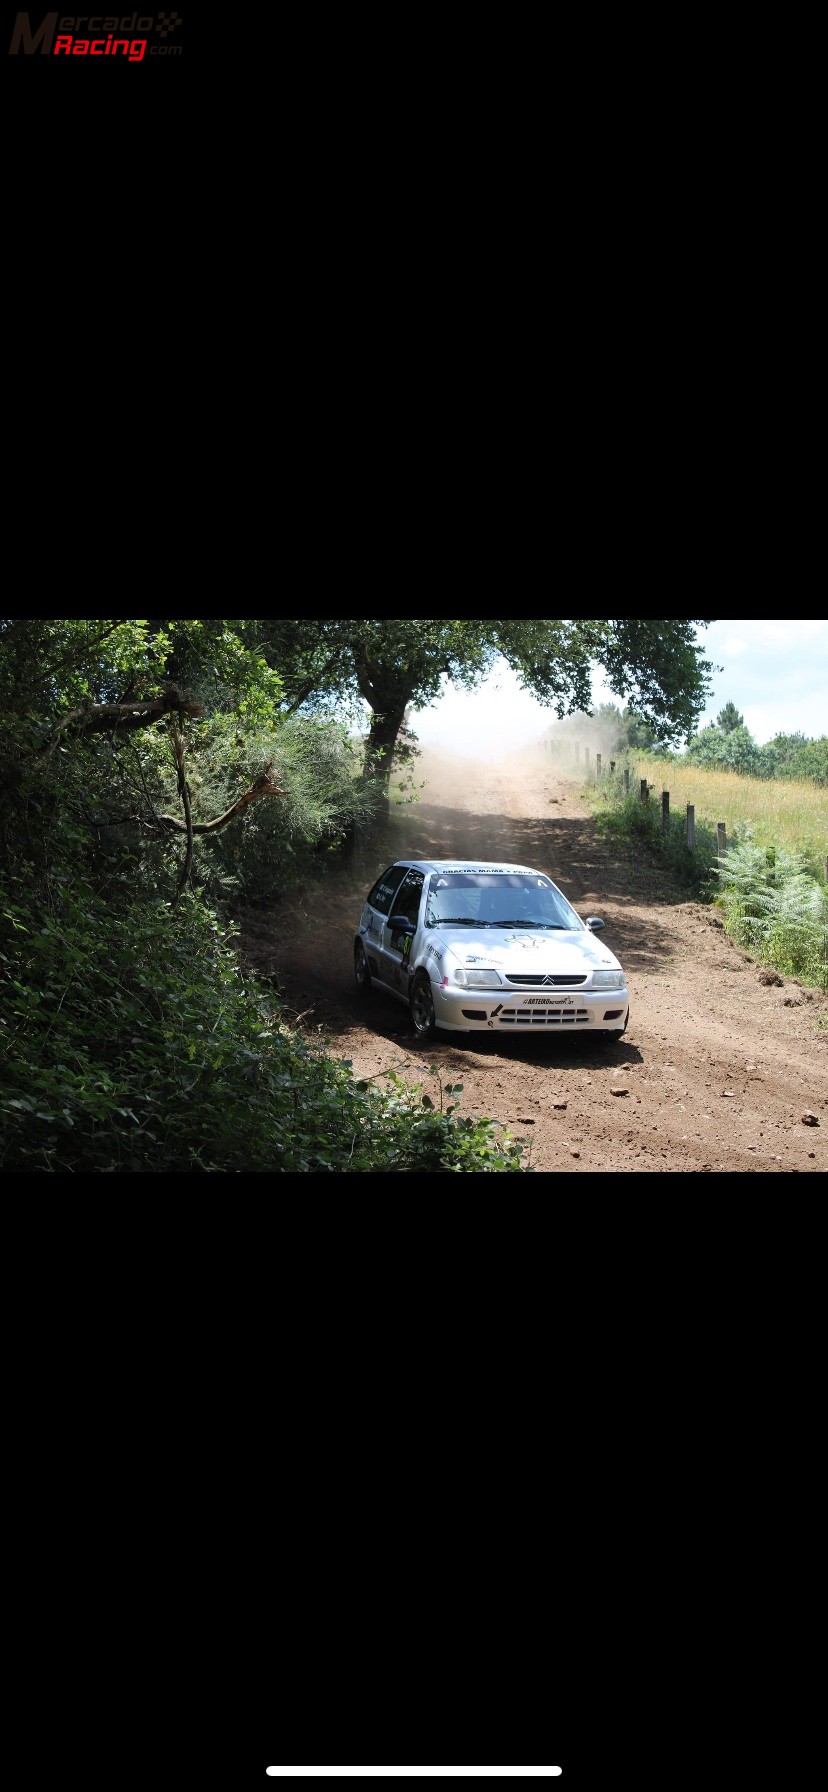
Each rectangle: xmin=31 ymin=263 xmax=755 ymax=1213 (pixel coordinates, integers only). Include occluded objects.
xmin=36 ymin=689 xmax=204 ymax=764
xmin=156 ymin=766 xmax=287 ymax=836
xmin=169 ymin=722 xmax=194 ymax=909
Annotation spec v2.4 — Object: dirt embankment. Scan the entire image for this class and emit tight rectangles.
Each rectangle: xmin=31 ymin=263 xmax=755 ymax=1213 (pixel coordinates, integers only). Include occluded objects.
xmin=235 ymin=747 xmax=828 ymax=1174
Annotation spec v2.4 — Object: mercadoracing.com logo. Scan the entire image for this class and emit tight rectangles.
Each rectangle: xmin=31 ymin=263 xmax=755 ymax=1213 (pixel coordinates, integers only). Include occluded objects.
xmin=8 ymin=10 xmax=183 ymax=57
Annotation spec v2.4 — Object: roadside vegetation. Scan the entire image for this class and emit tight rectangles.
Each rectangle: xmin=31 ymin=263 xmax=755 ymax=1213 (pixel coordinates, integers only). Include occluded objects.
xmin=573 ymin=706 xmax=828 ymax=1000
xmin=0 ymin=620 xmax=528 ymax=1173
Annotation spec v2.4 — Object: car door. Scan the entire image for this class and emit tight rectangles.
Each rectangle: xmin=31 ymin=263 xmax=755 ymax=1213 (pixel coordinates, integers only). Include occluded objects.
xmin=361 ymin=864 xmax=408 ymax=980
xmin=379 ymin=867 xmax=425 ymax=993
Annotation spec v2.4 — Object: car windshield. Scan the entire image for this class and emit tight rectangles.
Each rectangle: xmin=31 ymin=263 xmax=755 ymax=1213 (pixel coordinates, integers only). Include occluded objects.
xmin=425 ymin=873 xmax=583 ymax=931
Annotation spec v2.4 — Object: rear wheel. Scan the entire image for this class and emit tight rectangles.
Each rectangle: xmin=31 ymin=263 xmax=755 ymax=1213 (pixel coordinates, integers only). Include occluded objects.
xmin=410 ymin=971 xmax=437 ymax=1040
xmin=354 ymin=939 xmax=373 ymax=996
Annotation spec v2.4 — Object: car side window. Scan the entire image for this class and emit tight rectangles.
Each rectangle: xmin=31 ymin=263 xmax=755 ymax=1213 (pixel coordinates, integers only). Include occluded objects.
xmin=390 ymin=869 xmax=424 ymax=928
xmin=366 ymin=865 xmax=407 ymax=917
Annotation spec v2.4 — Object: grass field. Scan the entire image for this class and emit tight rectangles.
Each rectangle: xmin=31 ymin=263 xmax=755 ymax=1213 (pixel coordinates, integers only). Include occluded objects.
xmin=544 ymin=737 xmax=827 ymax=874
xmin=546 ymin=743 xmax=828 ymax=987
xmin=628 ymin=755 xmax=827 ymax=874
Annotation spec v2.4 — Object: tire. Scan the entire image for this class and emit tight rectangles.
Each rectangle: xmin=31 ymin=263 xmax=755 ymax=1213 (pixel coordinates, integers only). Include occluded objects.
xmin=354 ymin=939 xmax=373 ymax=996
xmin=591 ymin=1008 xmax=629 ymax=1045
xmin=410 ymin=970 xmax=437 ymax=1040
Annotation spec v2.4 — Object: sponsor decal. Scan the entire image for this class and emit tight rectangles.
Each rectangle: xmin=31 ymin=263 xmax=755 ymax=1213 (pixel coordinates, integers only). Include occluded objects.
xmin=440 ymin=866 xmax=518 ymax=876
xmin=522 ymin=996 xmax=575 ymax=1007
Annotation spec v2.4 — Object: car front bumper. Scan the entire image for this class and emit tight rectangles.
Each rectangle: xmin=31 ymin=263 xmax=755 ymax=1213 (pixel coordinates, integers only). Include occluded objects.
xmin=431 ymin=983 xmax=629 ymax=1033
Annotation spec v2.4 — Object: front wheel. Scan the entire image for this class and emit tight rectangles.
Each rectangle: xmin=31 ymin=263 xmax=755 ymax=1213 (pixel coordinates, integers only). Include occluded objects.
xmin=591 ymin=1008 xmax=629 ymax=1045
xmin=409 ymin=970 xmax=437 ymax=1040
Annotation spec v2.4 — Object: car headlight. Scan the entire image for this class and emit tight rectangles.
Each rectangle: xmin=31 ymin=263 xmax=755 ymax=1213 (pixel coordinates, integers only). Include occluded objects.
xmin=591 ymin=969 xmax=624 ymax=989
xmin=451 ymin=966 xmax=504 ymax=989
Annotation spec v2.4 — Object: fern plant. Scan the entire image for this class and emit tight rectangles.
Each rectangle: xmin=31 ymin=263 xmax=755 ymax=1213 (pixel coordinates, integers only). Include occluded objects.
xmin=713 ymin=833 xmax=828 ymax=987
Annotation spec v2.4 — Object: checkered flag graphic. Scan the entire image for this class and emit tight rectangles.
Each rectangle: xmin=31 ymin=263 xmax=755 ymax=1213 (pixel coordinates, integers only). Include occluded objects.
xmin=156 ymin=10 xmax=183 ymax=37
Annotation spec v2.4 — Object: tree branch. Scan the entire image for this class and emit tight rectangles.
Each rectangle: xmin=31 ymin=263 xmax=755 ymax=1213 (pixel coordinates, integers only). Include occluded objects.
xmin=155 ymin=766 xmax=287 ymax=836
xmin=37 ymin=620 xmax=130 ymax=687
xmin=169 ymin=722 xmax=194 ymax=909
xmin=280 ymin=650 xmax=345 ymax=716
xmin=37 ymin=689 xmax=204 ymax=762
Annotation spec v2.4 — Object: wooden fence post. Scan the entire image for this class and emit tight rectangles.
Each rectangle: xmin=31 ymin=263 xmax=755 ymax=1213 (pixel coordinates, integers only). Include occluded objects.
xmin=624 ymin=769 xmax=630 ymax=796
xmin=610 ymin=761 xmax=616 ymax=774
xmin=662 ymin=790 xmax=670 ymax=830
xmin=596 ymin=753 xmax=602 ymax=778
xmin=717 ymin=822 xmax=727 ymax=858
xmin=640 ymin=779 xmax=649 ymax=803
xmin=686 ymin=804 xmax=695 ymax=851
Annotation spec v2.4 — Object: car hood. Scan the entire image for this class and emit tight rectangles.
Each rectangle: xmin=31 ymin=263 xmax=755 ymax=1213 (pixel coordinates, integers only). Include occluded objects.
xmin=433 ymin=925 xmax=622 ymax=974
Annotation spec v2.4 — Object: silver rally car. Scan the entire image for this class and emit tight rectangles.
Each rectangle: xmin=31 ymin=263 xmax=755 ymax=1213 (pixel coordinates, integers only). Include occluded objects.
xmin=353 ymin=858 xmax=629 ymax=1041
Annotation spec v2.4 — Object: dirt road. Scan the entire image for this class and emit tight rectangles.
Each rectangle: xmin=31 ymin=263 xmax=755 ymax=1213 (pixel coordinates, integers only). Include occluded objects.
xmin=237 ymin=746 xmax=828 ymax=1174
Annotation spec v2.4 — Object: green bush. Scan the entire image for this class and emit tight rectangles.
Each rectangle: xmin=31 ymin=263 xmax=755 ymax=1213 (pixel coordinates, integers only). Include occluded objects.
xmin=174 ymin=714 xmax=380 ymax=906
xmin=685 ymin=723 xmax=765 ymax=777
xmin=592 ymin=787 xmax=719 ymax=897
xmin=0 ymin=621 xmax=530 ymax=1173
xmin=0 ymin=877 xmax=527 ymax=1172
xmin=774 ymin=738 xmax=828 ymax=787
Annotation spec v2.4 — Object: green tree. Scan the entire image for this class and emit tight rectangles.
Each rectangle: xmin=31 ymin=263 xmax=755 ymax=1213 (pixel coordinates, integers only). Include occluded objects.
xmin=685 ymin=722 xmax=763 ymax=775
xmin=590 ymin=702 xmax=625 ymax=749
xmin=757 ymin=732 xmax=828 ymax=784
xmin=602 ymin=703 xmax=663 ymax=753
xmin=720 ymin=724 xmax=764 ymax=775
xmin=0 ymin=619 xmax=370 ymax=895
xmin=684 ymin=724 xmax=728 ymax=768
xmin=771 ymin=737 xmax=828 ymax=786
xmin=252 ymin=619 xmax=495 ymax=779
xmin=758 ymin=731 xmax=810 ymax=774
xmin=717 ymin=701 xmax=744 ymax=733
xmin=252 ymin=618 xmax=718 ymax=791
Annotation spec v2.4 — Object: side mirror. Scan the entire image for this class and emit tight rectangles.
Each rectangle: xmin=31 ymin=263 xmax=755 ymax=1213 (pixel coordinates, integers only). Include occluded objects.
xmin=389 ymin=913 xmax=415 ymax=934
xmin=586 ymin=917 xmax=605 ymax=932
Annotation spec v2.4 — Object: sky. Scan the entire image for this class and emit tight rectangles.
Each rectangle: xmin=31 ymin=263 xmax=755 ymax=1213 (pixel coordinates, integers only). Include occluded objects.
xmin=408 ymin=620 xmax=828 ymax=760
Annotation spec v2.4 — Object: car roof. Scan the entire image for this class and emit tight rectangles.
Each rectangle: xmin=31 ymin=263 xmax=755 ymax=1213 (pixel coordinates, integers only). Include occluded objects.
xmin=391 ymin=859 xmax=541 ymax=876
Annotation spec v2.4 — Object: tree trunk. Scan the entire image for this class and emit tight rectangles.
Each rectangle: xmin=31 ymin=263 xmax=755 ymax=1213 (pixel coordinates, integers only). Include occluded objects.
xmin=363 ymin=704 xmax=408 ymax=793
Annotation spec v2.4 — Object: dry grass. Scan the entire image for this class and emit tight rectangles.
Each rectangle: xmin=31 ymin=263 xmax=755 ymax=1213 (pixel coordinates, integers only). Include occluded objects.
xmin=542 ymin=734 xmax=826 ymax=874
xmin=631 ymin=755 xmax=827 ymax=868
